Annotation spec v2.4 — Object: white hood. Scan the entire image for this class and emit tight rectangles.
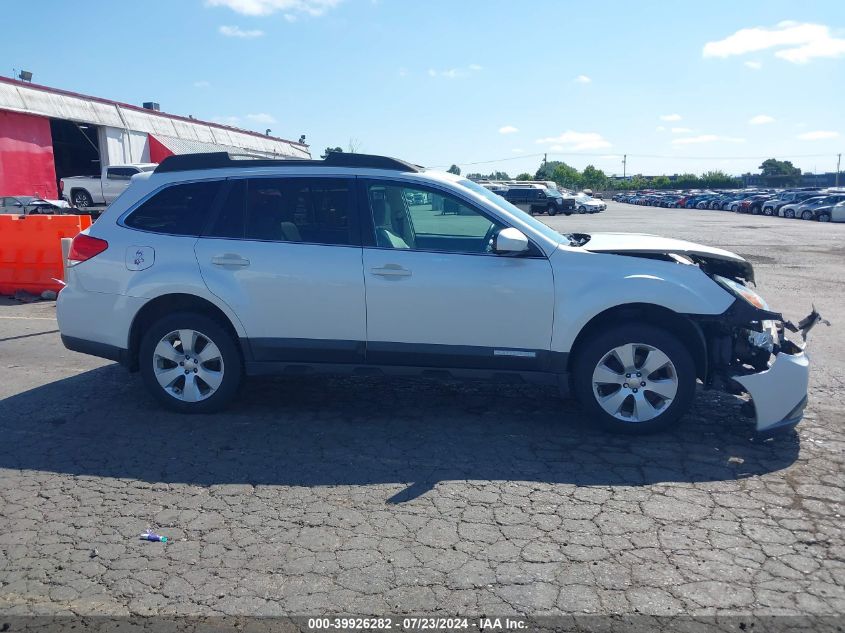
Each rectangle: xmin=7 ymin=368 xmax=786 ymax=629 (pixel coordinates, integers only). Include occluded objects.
xmin=581 ymin=232 xmax=754 ymax=282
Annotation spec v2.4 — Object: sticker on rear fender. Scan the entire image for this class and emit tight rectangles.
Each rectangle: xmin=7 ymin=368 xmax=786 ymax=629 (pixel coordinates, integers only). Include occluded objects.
xmin=126 ymin=246 xmax=155 ymax=271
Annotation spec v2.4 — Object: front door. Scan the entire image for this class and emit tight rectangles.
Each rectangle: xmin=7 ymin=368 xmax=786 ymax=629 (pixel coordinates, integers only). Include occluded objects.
xmin=361 ymin=179 xmax=556 ymax=371
xmin=195 ymin=176 xmax=367 ymax=363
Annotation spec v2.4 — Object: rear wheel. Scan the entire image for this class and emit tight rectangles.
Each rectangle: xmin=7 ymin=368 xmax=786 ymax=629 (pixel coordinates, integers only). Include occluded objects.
xmin=72 ymin=190 xmax=93 ymax=208
xmin=139 ymin=311 xmax=242 ymax=413
xmin=801 ymin=210 xmax=814 ymax=220
xmin=784 ymin=209 xmax=795 ymax=219
xmin=572 ymin=325 xmax=695 ymax=434
xmin=818 ymin=212 xmax=831 ymax=222
xmin=763 ymin=207 xmax=773 ymax=216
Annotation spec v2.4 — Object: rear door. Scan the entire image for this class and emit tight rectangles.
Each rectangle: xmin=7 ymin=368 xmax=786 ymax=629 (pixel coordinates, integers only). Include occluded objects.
xmin=103 ymin=167 xmax=139 ymax=203
xmin=195 ymin=176 xmax=367 ymax=364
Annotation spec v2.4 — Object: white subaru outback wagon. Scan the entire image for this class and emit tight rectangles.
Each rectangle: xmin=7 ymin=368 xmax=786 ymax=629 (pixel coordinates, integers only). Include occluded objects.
xmin=57 ymin=152 xmax=820 ymax=434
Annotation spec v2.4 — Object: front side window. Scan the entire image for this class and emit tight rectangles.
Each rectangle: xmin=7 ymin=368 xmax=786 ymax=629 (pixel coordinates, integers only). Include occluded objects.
xmin=124 ymin=180 xmax=221 ymax=236
xmin=367 ymin=182 xmax=502 ymax=254
xmin=207 ymin=177 xmax=354 ymax=246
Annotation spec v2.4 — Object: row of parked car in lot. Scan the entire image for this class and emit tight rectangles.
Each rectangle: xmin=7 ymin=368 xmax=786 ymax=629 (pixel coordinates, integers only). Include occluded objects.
xmin=614 ymin=187 xmax=845 ymax=222
xmin=479 ymin=181 xmax=607 ymax=216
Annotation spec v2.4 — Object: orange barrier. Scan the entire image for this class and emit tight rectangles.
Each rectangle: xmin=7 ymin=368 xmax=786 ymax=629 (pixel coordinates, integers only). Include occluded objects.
xmin=0 ymin=214 xmax=92 ymax=296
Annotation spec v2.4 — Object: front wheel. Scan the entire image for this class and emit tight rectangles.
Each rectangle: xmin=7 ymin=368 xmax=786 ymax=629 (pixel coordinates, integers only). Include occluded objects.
xmin=547 ymin=205 xmax=557 ymax=216
xmin=578 ymin=205 xmax=587 ymax=214
xmin=572 ymin=325 xmax=695 ymax=434
xmin=784 ymin=209 xmax=795 ymax=219
xmin=139 ymin=312 xmax=243 ymax=413
xmin=818 ymin=212 xmax=831 ymax=222
xmin=801 ymin=210 xmax=814 ymax=221
xmin=763 ymin=207 xmax=773 ymax=216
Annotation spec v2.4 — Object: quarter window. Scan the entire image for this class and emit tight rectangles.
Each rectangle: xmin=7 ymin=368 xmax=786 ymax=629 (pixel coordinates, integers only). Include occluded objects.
xmin=124 ymin=180 xmax=221 ymax=236
xmin=367 ymin=183 xmax=502 ymax=254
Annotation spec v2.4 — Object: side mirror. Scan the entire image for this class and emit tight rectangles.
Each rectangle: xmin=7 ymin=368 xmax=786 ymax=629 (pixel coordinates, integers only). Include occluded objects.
xmin=493 ymin=227 xmax=529 ymax=254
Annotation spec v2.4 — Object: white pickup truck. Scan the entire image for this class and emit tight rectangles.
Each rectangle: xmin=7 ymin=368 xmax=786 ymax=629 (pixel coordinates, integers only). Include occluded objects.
xmin=60 ymin=163 xmax=157 ymax=208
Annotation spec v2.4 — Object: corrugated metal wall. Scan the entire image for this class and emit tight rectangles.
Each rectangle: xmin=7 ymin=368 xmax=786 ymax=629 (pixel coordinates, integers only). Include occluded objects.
xmin=0 ymin=81 xmax=309 ymax=160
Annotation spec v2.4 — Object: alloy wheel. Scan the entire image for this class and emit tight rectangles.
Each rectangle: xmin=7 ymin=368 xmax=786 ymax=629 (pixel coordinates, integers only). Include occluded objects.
xmin=152 ymin=329 xmax=224 ymax=402
xmin=591 ymin=343 xmax=678 ymax=423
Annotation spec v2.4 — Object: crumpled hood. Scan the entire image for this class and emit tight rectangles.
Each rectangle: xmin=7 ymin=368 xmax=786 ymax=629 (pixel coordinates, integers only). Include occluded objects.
xmin=581 ymin=232 xmax=755 ymax=283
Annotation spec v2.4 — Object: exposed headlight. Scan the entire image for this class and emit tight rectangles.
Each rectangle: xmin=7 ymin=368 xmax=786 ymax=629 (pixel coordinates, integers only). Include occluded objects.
xmin=713 ymin=275 xmax=769 ymax=310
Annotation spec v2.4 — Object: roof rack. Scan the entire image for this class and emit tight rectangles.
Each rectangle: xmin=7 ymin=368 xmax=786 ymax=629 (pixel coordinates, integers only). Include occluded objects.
xmin=154 ymin=151 xmax=422 ymax=174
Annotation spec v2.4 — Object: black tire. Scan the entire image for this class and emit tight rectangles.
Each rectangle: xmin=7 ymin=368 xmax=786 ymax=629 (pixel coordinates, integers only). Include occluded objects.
xmin=572 ymin=324 xmax=696 ymax=434
xmin=139 ymin=311 xmax=243 ymax=413
xmin=784 ymin=209 xmax=795 ymax=219
xmin=578 ymin=205 xmax=587 ymax=214
xmin=72 ymin=189 xmax=93 ymax=208
xmin=801 ymin=210 xmax=813 ymax=221
xmin=763 ymin=207 xmax=773 ymax=216
xmin=564 ymin=210 xmax=573 ymax=216
xmin=547 ymin=205 xmax=557 ymax=216
xmin=818 ymin=212 xmax=830 ymax=223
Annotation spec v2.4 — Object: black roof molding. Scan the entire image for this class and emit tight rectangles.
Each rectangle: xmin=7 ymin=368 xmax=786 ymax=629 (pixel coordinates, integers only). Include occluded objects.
xmin=154 ymin=152 xmax=422 ymax=174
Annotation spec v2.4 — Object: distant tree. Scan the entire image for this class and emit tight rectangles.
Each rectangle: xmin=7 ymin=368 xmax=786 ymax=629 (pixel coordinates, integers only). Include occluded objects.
xmin=515 ymin=172 xmax=532 ymax=181
xmin=651 ymin=175 xmax=671 ymax=189
xmin=581 ymin=165 xmax=608 ymax=191
xmin=758 ymin=158 xmax=801 ymax=186
xmin=321 ymin=146 xmax=343 ymax=158
xmin=447 ymin=164 xmax=461 ymax=175
xmin=700 ymin=170 xmax=741 ymax=189
xmin=550 ymin=163 xmax=582 ymax=190
xmin=674 ymin=173 xmax=701 ymax=189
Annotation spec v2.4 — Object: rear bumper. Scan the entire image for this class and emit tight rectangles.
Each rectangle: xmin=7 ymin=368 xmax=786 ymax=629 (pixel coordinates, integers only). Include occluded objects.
xmin=732 ymin=350 xmax=810 ymax=433
xmin=61 ymin=335 xmax=131 ymax=367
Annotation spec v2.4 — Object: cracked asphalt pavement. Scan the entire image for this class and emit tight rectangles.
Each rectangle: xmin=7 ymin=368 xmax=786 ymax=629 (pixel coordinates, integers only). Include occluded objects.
xmin=1 ymin=203 xmax=843 ymax=618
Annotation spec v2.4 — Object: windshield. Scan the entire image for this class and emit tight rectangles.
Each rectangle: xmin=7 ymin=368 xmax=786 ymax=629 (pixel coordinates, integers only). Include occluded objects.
xmin=576 ymin=194 xmax=592 ymax=201
xmin=543 ymin=188 xmax=562 ymax=198
xmin=456 ymin=179 xmax=572 ymax=246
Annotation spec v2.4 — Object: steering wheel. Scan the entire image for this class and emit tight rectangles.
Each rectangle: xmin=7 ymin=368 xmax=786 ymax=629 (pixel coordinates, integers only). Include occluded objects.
xmin=483 ymin=222 xmax=499 ymax=253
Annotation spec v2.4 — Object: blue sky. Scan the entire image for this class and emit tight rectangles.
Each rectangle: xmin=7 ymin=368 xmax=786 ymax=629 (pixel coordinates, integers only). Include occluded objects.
xmin=3 ymin=0 xmax=844 ymax=177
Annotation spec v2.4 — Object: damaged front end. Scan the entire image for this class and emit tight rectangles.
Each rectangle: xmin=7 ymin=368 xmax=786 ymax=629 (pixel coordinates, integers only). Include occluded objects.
xmin=695 ymin=273 xmax=828 ymax=434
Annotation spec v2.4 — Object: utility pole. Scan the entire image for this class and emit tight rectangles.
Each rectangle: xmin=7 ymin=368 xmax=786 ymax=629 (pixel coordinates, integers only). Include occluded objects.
xmin=622 ymin=154 xmax=627 ymax=179
xmin=837 ymin=153 xmax=841 ymax=187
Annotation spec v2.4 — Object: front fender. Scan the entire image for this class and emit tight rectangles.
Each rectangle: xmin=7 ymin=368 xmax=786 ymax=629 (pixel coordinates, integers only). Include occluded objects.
xmin=550 ymin=248 xmax=734 ymax=353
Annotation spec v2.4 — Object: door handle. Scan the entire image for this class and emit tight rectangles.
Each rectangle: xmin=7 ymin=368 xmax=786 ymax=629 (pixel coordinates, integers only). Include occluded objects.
xmin=371 ymin=264 xmax=412 ymax=278
xmin=211 ymin=254 xmax=250 ymax=267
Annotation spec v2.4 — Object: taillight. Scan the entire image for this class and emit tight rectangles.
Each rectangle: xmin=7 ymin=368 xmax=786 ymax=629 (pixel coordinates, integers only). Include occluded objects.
xmin=68 ymin=233 xmax=108 ymax=266
xmin=59 ymin=180 xmax=64 ymax=192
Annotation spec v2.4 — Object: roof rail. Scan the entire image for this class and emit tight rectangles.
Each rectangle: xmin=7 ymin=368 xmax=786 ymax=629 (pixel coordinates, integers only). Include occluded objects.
xmin=154 ymin=151 xmax=422 ymax=174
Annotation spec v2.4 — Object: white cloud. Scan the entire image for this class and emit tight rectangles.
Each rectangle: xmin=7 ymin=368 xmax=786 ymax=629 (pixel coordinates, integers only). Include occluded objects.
xmin=499 ymin=125 xmax=519 ymax=135
xmin=671 ymin=127 xmax=693 ymax=134
xmin=427 ymin=65 xmax=482 ymax=79
xmin=219 ymin=25 xmax=264 ymax=38
xmin=575 ymin=75 xmax=591 ymax=83
xmin=797 ymin=130 xmax=840 ymax=140
xmin=207 ymin=0 xmax=342 ymax=17
xmin=749 ymin=114 xmax=775 ymax=125
xmin=536 ymin=130 xmax=612 ymax=151
xmin=703 ymin=21 xmax=845 ymax=64
xmin=212 ymin=115 xmax=242 ymax=126
xmin=283 ymin=13 xmax=297 ymax=21
xmin=744 ymin=61 xmax=763 ymax=70
xmin=246 ymin=113 xmax=276 ymax=124
xmin=671 ymin=134 xmax=746 ymax=145
xmin=660 ymin=113 xmax=682 ymax=121
xmin=193 ymin=80 xmax=211 ymax=88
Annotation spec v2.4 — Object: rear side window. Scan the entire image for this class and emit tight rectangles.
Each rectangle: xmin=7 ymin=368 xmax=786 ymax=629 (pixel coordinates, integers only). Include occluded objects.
xmin=207 ymin=177 xmax=355 ymax=246
xmin=107 ymin=167 xmax=139 ymax=180
xmin=125 ymin=181 xmax=221 ymax=236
